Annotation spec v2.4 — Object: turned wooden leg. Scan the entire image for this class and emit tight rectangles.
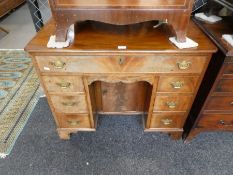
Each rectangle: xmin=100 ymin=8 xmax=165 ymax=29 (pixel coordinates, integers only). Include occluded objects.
xmin=174 ymin=31 xmax=187 ymax=43
xmin=169 ymin=132 xmax=182 ymax=140
xmin=55 ymin=23 xmax=70 ymax=42
xmin=57 ymin=130 xmax=71 ymax=140
xmin=169 ymin=15 xmax=190 ymax=43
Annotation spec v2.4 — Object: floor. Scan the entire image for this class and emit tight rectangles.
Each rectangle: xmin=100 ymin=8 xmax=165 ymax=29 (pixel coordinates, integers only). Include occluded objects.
xmin=0 ymin=98 xmax=233 ymax=175
xmin=0 ymin=4 xmax=36 ymax=49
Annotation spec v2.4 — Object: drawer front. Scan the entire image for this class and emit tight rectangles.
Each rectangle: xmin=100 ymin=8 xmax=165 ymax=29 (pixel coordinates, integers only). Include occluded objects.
xmin=198 ymin=114 xmax=233 ymax=129
xmin=42 ymin=76 xmax=84 ymax=93
xmin=35 ymin=55 xmax=207 ymax=74
xmin=153 ymin=95 xmax=192 ymax=112
xmin=50 ymin=95 xmax=88 ymax=113
xmin=57 ymin=113 xmax=91 ymax=128
xmin=215 ymin=79 xmax=233 ymax=93
xmin=223 ymin=63 xmax=233 ymax=75
xmin=150 ymin=113 xmax=186 ymax=129
xmin=157 ymin=76 xmax=199 ymax=93
xmin=205 ymin=96 xmax=233 ymax=111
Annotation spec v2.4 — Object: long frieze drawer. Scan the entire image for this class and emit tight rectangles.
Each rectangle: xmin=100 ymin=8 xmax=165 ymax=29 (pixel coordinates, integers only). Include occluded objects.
xmin=42 ymin=76 xmax=84 ymax=93
xmin=57 ymin=113 xmax=91 ymax=128
xmin=157 ymin=76 xmax=199 ymax=93
xmin=150 ymin=113 xmax=186 ymax=129
xmin=215 ymin=79 xmax=233 ymax=93
xmin=35 ymin=55 xmax=207 ymax=74
xmin=205 ymin=96 xmax=233 ymax=111
xmin=197 ymin=114 xmax=233 ymax=129
xmin=50 ymin=95 xmax=89 ymax=113
xmin=153 ymin=95 xmax=193 ymax=112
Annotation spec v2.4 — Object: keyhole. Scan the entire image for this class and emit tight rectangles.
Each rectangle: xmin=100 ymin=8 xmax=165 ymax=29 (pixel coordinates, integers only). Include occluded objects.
xmin=119 ymin=57 xmax=125 ymax=65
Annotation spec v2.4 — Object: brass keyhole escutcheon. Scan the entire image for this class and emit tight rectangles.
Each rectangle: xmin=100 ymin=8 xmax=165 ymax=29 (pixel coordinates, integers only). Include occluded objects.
xmin=177 ymin=60 xmax=191 ymax=70
xmin=118 ymin=57 xmax=125 ymax=65
xmin=102 ymin=89 xmax=108 ymax=95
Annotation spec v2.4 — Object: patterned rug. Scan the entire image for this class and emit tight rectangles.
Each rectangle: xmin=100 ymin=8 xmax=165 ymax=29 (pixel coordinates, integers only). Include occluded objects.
xmin=0 ymin=50 xmax=41 ymax=158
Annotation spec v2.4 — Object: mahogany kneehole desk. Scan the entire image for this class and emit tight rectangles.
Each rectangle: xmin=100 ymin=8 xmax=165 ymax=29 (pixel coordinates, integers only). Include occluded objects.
xmin=25 ymin=20 xmax=216 ymax=140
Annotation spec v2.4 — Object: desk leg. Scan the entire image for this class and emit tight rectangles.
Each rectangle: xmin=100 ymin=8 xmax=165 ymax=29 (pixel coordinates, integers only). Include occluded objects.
xmin=55 ymin=23 xmax=69 ymax=42
xmin=169 ymin=132 xmax=182 ymax=140
xmin=169 ymin=14 xmax=190 ymax=43
xmin=57 ymin=129 xmax=71 ymax=140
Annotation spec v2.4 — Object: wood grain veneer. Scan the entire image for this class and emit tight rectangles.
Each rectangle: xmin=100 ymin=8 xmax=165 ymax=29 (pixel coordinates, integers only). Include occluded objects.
xmin=25 ymin=19 xmax=216 ymax=140
xmin=183 ymin=17 xmax=233 ymax=141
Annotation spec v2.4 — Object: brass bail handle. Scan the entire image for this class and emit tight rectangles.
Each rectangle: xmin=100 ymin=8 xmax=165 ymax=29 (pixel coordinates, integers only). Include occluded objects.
xmin=166 ymin=102 xmax=177 ymax=109
xmin=56 ymin=81 xmax=71 ymax=89
xmin=67 ymin=120 xmax=80 ymax=126
xmin=62 ymin=101 xmax=76 ymax=106
xmin=177 ymin=60 xmax=191 ymax=70
xmin=50 ymin=60 xmax=66 ymax=69
xmin=161 ymin=119 xmax=173 ymax=125
xmin=219 ymin=120 xmax=233 ymax=126
xmin=170 ymin=81 xmax=184 ymax=89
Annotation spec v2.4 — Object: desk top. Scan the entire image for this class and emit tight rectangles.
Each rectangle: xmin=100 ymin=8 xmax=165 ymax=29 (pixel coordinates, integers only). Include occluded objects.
xmin=25 ymin=19 xmax=216 ymax=55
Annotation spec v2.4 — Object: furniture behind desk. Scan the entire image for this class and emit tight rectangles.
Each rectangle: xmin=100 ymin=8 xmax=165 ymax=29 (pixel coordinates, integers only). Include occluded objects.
xmin=184 ymin=17 xmax=233 ymax=141
xmin=25 ymin=20 xmax=216 ymax=140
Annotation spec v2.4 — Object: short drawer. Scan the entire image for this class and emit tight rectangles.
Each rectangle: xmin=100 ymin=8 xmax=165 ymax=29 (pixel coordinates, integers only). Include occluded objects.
xmin=223 ymin=63 xmax=233 ymax=75
xmin=50 ymin=95 xmax=89 ymax=113
xmin=205 ymin=96 xmax=233 ymax=111
xmin=150 ymin=113 xmax=186 ymax=129
xmin=157 ymin=76 xmax=199 ymax=93
xmin=215 ymin=79 xmax=233 ymax=93
xmin=57 ymin=113 xmax=91 ymax=128
xmin=42 ymin=76 xmax=84 ymax=93
xmin=35 ymin=55 xmax=207 ymax=74
xmin=198 ymin=114 xmax=233 ymax=129
xmin=153 ymin=95 xmax=193 ymax=112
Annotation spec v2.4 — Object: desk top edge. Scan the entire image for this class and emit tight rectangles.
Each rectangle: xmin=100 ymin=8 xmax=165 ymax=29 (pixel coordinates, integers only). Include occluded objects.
xmin=25 ymin=19 xmax=217 ymax=55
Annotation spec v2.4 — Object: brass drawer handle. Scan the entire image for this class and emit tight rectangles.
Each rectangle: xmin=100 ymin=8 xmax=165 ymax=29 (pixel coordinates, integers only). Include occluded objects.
xmin=56 ymin=81 xmax=71 ymax=89
xmin=118 ymin=57 xmax=125 ymax=65
xmin=161 ymin=119 xmax=173 ymax=125
xmin=177 ymin=60 xmax=191 ymax=70
xmin=219 ymin=120 xmax=233 ymax=126
xmin=62 ymin=101 xmax=76 ymax=106
xmin=230 ymin=102 xmax=233 ymax=105
xmin=67 ymin=120 xmax=80 ymax=126
xmin=166 ymin=102 xmax=177 ymax=109
xmin=49 ymin=60 xmax=66 ymax=69
xmin=170 ymin=81 xmax=184 ymax=89
xmin=219 ymin=120 xmax=225 ymax=125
